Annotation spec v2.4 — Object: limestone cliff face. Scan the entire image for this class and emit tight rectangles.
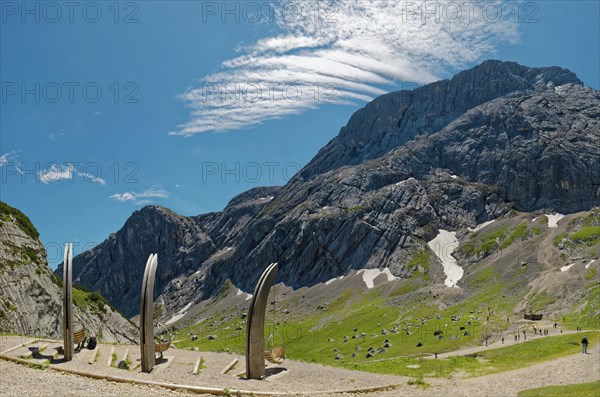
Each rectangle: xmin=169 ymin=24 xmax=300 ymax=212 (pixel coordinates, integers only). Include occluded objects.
xmin=60 ymin=61 xmax=600 ymax=319
xmin=0 ymin=202 xmax=138 ymax=342
xmin=298 ymin=60 xmax=583 ymax=179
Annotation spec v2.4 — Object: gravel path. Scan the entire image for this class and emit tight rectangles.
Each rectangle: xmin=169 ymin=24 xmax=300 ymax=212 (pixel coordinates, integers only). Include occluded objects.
xmin=424 ymin=328 xmax=583 ymax=359
xmin=1 ymin=336 xmax=598 ymax=397
xmin=357 ymin=342 xmax=600 ymax=397
xmin=0 ymin=359 xmax=202 ymax=397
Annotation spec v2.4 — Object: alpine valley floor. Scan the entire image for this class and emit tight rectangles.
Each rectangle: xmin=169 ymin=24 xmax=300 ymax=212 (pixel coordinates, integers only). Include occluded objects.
xmin=0 ymin=331 xmax=598 ymax=397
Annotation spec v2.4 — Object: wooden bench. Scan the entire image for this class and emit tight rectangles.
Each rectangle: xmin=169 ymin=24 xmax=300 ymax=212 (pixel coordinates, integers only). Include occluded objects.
xmin=74 ymin=328 xmax=86 ymax=350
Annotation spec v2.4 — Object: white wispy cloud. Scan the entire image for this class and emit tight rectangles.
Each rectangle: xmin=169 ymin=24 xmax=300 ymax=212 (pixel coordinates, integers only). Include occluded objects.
xmin=37 ymin=164 xmax=106 ymax=185
xmin=38 ymin=164 xmax=75 ymax=184
xmin=77 ymin=171 xmax=106 ymax=185
xmin=172 ymin=0 xmax=520 ymax=136
xmin=109 ymin=186 xmax=169 ymax=205
xmin=0 ymin=151 xmax=21 ymax=171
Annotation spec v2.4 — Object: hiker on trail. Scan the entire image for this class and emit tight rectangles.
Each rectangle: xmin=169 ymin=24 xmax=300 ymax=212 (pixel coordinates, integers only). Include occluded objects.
xmin=501 ymin=337 xmax=505 ymax=344
xmin=485 ymin=340 xmax=488 ymax=346
xmin=561 ymin=328 xmax=563 ymax=334
xmin=554 ymin=322 xmax=558 ymax=328
xmin=523 ymin=330 xmax=526 ymax=340
xmin=581 ymin=335 xmax=589 ymax=354
xmin=515 ymin=334 xmax=518 ymax=342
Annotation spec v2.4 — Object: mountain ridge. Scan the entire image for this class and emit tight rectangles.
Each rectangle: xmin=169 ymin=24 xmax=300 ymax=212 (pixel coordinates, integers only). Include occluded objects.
xmin=58 ymin=60 xmax=599 ymax=318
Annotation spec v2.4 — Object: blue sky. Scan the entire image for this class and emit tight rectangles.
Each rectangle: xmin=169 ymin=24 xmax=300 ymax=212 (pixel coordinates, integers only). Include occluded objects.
xmin=1 ymin=1 xmax=598 ymax=268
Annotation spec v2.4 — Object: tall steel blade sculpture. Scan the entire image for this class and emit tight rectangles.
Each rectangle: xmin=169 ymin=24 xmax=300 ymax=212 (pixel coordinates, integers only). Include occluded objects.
xmin=245 ymin=262 xmax=278 ymax=380
xmin=62 ymin=243 xmax=74 ymax=361
xmin=140 ymin=253 xmax=158 ymax=373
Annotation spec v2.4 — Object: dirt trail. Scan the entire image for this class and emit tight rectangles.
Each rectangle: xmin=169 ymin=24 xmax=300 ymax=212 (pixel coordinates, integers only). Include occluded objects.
xmin=360 ymin=342 xmax=600 ymax=397
xmin=425 ymin=328 xmax=584 ymax=359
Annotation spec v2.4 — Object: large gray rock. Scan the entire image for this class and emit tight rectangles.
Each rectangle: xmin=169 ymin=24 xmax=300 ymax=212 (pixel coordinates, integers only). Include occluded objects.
xmin=0 ymin=202 xmax=137 ymax=342
xmin=57 ymin=187 xmax=278 ymax=317
xmin=298 ymin=60 xmax=582 ymax=179
xmin=59 ymin=61 xmax=600 ymax=319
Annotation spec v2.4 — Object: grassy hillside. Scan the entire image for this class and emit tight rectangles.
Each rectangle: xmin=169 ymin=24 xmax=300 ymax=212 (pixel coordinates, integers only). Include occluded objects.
xmin=163 ymin=209 xmax=599 ymax=378
xmin=518 ymin=380 xmax=600 ymax=397
xmin=0 ymin=201 xmax=39 ymax=239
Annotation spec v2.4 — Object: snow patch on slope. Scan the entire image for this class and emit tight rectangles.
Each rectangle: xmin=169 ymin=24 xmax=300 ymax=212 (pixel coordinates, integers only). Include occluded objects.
xmin=165 ymin=302 xmax=192 ymax=325
xmin=236 ymin=288 xmax=253 ymax=301
xmin=560 ymin=263 xmax=577 ymax=272
xmin=325 ymin=275 xmax=344 ymax=286
xmin=585 ymin=259 xmax=597 ymax=269
xmin=428 ymin=230 xmax=463 ymax=287
xmin=546 ymin=213 xmax=565 ymax=228
xmin=468 ymin=220 xmax=495 ymax=232
xmin=357 ymin=268 xmax=397 ymax=289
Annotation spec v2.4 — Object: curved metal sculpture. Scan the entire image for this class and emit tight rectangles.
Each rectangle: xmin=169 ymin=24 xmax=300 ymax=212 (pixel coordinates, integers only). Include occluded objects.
xmin=62 ymin=243 xmax=74 ymax=361
xmin=245 ymin=262 xmax=279 ymax=379
xmin=140 ymin=253 xmax=158 ymax=373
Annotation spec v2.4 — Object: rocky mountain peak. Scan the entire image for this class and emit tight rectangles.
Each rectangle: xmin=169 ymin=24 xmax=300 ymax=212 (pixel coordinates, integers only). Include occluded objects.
xmin=62 ymin=61 xmax=599 ymax=320
xmin=298 ymin=60 xmax=582 ymax=180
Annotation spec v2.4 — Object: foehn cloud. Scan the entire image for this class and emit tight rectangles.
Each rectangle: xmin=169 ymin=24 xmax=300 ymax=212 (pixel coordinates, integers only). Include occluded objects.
xmin=172 ymin=0 xmax=520 ymax=136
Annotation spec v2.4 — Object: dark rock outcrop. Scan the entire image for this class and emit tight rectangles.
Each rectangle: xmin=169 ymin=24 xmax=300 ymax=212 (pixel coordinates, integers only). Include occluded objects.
xmin=59 ymin=61 xmax=600 ymax=319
